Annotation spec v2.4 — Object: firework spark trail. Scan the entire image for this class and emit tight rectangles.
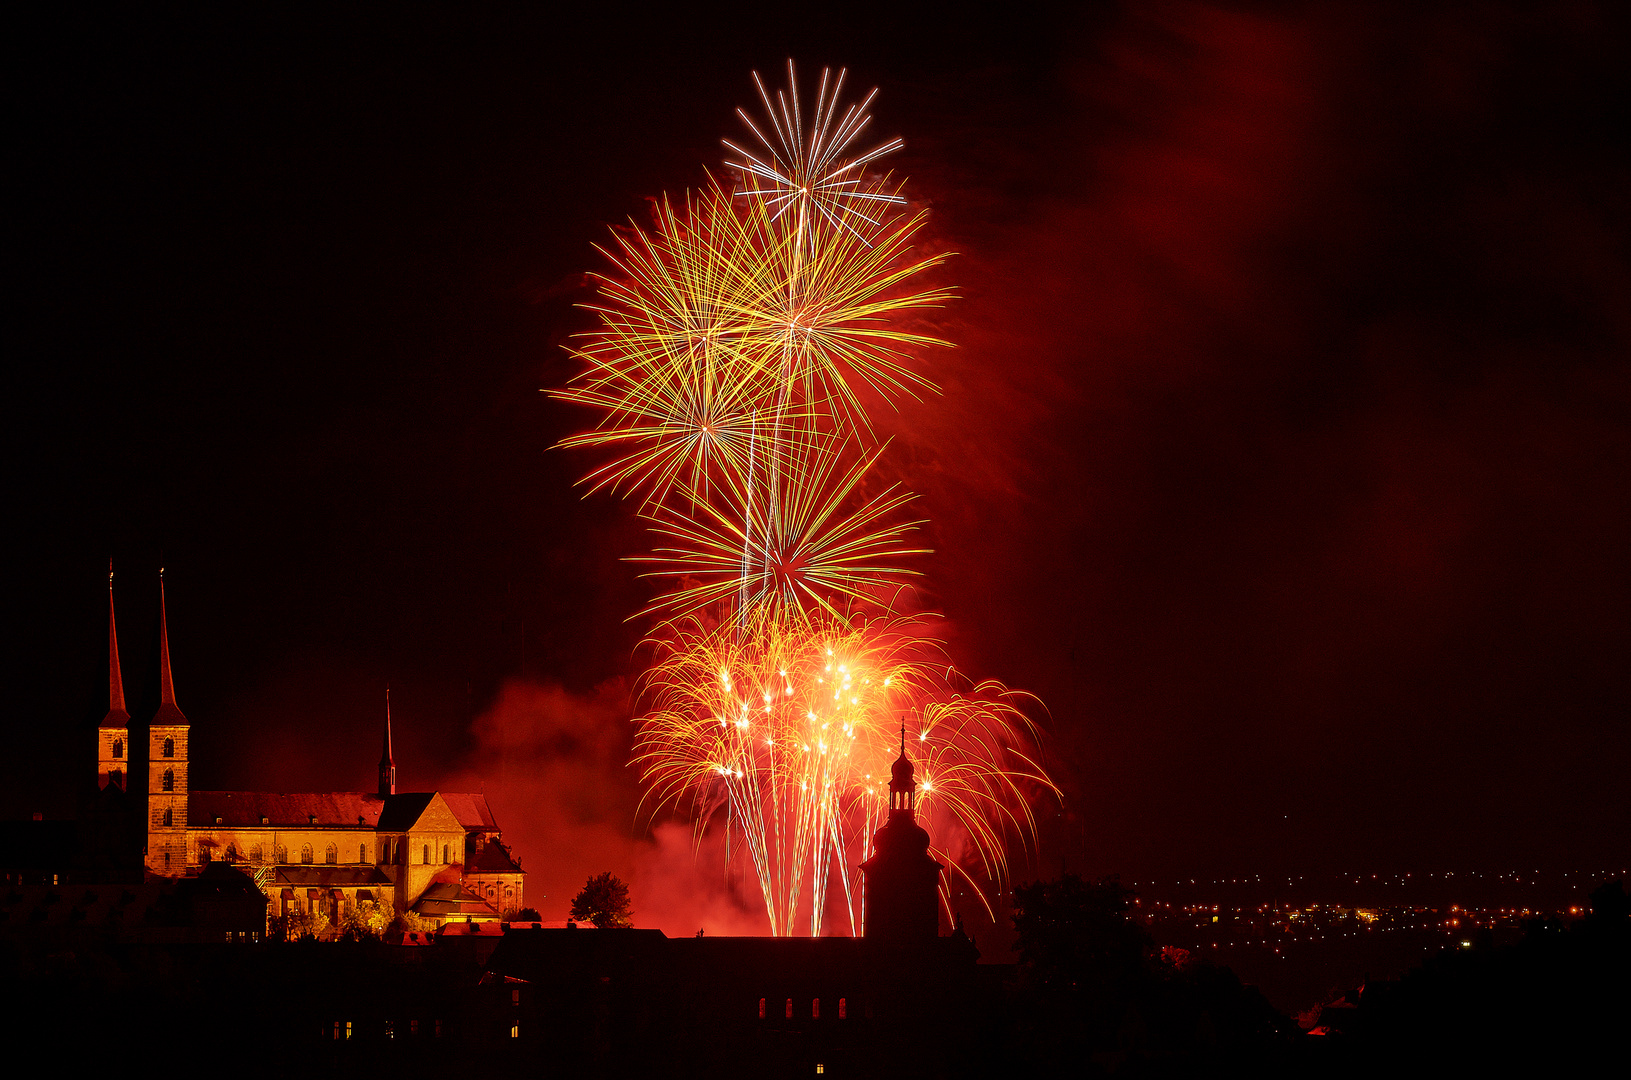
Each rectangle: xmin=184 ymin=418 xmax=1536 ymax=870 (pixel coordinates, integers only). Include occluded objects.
xmin=553 ymin=65 xmax=1058 ymax=935
xmin=634 ymin=607 xmax=1057 ymax=936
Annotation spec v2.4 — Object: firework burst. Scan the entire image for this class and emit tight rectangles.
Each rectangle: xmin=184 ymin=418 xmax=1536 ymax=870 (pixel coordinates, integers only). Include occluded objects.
xmin=552 ymin=65 xmax=1058 ymax=935
xmin=634 ymin=606 xmax=1055 ymax=936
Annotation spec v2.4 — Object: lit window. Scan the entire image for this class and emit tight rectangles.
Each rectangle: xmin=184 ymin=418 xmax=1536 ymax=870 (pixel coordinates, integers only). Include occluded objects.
xmin=512 ymin=988 xmax=521 ymax=1005
xmin=510 ymin=1024 xmax=519 ymax=1039
xmin=785 ymin=999 xmax=793 ymax=1020
xmin=812 ymin=998 xmax=819 ymax=1019
xmin=758 ymin=998 xmax=766 ymax=1019
xmin=838 ymin=998 xmax=846 ymax=1019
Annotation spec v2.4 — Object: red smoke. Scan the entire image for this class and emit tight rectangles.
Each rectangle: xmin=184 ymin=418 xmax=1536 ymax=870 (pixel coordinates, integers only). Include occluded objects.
xmin=447 ymin=677 xmax=769 ymax=935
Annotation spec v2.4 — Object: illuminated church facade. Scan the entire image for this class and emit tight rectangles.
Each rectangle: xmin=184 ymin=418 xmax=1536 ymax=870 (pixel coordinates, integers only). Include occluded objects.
xmin=96 ymin=573 xmax=525 ymax=924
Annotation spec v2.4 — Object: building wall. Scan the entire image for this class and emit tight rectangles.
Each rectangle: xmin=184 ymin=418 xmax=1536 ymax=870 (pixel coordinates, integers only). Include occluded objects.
xmin=97 ymin=727 xmax=128 ymax=791
xmin=147 ymin=726 xmax=189 ymax=875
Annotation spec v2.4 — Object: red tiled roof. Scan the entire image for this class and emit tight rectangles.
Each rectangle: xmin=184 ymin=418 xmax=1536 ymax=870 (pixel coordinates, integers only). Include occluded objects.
xmin=189 ymin=791 xmax=385 ymax=828
xmin=439 ymin=792 xmax=498 ymax=831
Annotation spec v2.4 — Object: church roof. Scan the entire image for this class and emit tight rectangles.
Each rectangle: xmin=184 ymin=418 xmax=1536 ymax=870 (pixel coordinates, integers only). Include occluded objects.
xmin=467 ymin=839 xmax=522 ymax=874
xmin=412 ymin=881 xmax=500 ymax=919
xmin=440 ymin=791 xmax=499 ymax=831
xmin=273 ymin=865 xmax=393 ymax=886
xmin=376 ymin=792 xmax=439 ymax=831
xmin=190 ymin=791 xmax=385 ymax=828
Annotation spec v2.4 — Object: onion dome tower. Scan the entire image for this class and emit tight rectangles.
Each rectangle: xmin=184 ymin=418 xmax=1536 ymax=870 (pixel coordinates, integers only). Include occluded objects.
xmin=860 ymin=723 xmax=943 ymax=942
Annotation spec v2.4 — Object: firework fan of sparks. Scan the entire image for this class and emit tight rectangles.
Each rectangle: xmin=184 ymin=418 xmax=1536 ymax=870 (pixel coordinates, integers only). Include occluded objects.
xmin=552 ymin=63 xmax=1059 ymax=935
xmin=634 ymin=606 xmax=1056 ymax=937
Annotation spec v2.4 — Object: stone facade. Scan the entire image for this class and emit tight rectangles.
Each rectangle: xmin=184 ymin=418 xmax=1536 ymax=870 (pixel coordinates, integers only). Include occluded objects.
xmin=102 ymin=572 xmax=524 ymax=923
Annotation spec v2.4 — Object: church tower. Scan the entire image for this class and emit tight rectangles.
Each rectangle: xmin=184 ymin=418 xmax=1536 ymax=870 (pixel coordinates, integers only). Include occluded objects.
xmin=379 ymin=688 xmax=396 ymax=798
xmin=860 ymin=725 xmax=944 ymax=942
xmin=146 ymin=571 xmax=190 ymax=875
xmin=98 ymin=564 xmax=130 ymax=792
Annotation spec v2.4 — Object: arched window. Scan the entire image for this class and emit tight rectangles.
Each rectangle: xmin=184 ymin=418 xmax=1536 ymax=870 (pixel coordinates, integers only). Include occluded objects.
xmin=198 ymin=842 xmax=211 ymax=864
xmin=758 ymin=998 xmax=766 ymax=1019
xmin=162 ymin=807 xmax=172 ymax=826
xmin=162 ymin=769 xmax=174 ymax=792
xmin=785 ymin=999 xmax=793 ymax=1020
xmin=300 ymin=845 xmax=314 ymax=865
xmin=838 ymin=998 xmax=846 ymax=1019
xmin=274 ymin=845 xmax=287 ymax=864
xmin=225 ymin=844 xmax=239 ymax=862
xmin=112 ymin=739 xmax=123 ymax=759
xmin=162 ymin=737 xmax=174 ymax=758
xmin=358 ymin=843 xmax=367 ymax=864
xmin=325 ymin=844 xmax=337 ymax=865
xmin=442 ymin=844 xmax=450 ymax=864
xmin=423 ymin=844 xmax=430 ymax=865
xmin=250 ymin=845 xmax=263 ymax=865
xmin=812 ymin=998 xmax=820 ymax=1019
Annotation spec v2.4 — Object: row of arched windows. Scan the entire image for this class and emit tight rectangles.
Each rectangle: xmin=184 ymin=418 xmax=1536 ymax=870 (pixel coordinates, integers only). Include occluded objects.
xmin=758 ymin=998 xmax=847 ymax=1020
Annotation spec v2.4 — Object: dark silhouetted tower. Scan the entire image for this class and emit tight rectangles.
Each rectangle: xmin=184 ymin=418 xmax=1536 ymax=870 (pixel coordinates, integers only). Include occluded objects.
xmin=860 ymin=725 xmax=943 ymax=942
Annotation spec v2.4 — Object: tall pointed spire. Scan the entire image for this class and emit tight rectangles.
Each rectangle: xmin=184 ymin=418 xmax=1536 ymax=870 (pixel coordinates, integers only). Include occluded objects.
xmin=102 ymin=561 xmax=129 ymax=727
xmin=378 ymin=687 xmax=397 ymax=798
xmin=153 ymin=567 xmax=187 ymax=725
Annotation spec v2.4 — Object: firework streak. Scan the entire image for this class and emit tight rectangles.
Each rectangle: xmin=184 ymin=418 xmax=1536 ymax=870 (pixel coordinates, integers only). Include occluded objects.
xmin=552 ymin=63 xmax=1058 ymax=935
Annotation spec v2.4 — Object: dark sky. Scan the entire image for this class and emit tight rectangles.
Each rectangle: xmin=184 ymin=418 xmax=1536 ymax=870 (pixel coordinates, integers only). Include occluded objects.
xmin=9 ymin=4 xmax=1629 ymax=929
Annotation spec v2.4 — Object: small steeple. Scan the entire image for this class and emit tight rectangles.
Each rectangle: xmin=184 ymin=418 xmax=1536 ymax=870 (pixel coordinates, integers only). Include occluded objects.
xmin=378 ymin=687 xmax=397 ymax=798
xmin=152 ymin=568 xmax=187 ymax=725
xmin=889 ymin=719 xmax=916 ymax=815
xmin=102 ymin=562 xmax=129 ymax=728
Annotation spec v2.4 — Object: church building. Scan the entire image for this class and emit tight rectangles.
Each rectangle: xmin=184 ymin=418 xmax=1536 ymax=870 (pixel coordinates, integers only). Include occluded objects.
xmin=99 ymin=571 xmax=525 ymax=925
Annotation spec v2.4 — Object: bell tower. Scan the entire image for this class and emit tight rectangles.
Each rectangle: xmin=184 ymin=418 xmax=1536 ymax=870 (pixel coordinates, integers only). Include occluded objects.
xmin=98 ymin=563 xmax=130 ymax=792
xmin=146 ymin=570 xmax=190 ymax=875
xmin=860 ymin=723 xmax=944 ymax=942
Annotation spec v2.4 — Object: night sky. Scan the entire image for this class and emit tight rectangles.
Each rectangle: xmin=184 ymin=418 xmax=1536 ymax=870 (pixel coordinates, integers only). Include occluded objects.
xmin=10 ymin=4 xmax=1629 ymax=932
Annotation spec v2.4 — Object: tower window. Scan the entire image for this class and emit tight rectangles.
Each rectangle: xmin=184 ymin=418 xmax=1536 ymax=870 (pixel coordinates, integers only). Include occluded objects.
xmin=162 ymin=807 xmax=172 ymax=827
xmin=112 ymin=739 xmax=123 ymax=759
xmin=162 ymin=769 xmax=174 ymax=792
xmin=162 ymin=737 xmax=174 ymax=758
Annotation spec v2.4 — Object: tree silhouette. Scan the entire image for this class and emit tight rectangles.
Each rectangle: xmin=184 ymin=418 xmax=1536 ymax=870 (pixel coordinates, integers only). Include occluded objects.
xmin=570 ymin=871 xmax=633 ymax=928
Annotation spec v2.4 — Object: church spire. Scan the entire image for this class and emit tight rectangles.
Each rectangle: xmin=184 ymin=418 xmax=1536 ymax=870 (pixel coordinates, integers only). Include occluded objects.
xmin=152 ymin=568 xmax=186 ymax=725
xmin=103 ymin=562 xmax=129 ymax=727
xmin=378 ymin=687 xmax=397 ymax=798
